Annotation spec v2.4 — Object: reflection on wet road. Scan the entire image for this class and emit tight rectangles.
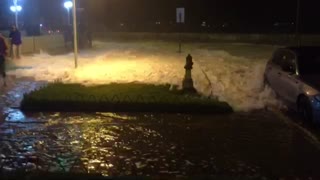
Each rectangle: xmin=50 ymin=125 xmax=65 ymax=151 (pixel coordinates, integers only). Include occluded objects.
xmin=1 ymin=79 xmax=320 ymax=178
xmin=1 ymin=110 xmax=320 ymax=178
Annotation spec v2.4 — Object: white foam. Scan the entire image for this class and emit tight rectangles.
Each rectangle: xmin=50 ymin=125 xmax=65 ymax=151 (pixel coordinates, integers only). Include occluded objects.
xmin=7 ymin=41 xmax=280 ymax=111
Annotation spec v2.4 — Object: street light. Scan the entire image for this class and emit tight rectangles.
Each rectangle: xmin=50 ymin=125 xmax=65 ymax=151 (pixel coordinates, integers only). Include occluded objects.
xmin=10 ymin=2 xmax=22 ymax=28
xmin=64 ymin=1 xmax=73 ymax=25
xmin=63 ymin=0 xmax=78 ymax=68
xmin=72 ymin=0 xmax=78 ymax=68
xmin=10 ymin=5 xmax=22 ymax=12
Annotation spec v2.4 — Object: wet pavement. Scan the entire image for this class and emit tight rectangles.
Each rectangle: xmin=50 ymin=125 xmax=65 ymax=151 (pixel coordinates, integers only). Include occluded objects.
xmin=1 ymin=80 xmax=320 ymax=178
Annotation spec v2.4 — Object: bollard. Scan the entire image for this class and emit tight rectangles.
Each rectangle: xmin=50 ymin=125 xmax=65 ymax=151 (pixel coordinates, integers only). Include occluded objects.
xmin=182 ymin=54 xmax=197 ymax=93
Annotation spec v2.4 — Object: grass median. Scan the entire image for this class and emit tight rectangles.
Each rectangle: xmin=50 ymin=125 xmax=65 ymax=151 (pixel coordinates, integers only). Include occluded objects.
xmin=20 ymin=83 xmax=233 ymax=114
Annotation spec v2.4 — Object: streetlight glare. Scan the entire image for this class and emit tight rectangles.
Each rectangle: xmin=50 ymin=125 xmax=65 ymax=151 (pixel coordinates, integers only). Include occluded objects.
xmin=64 ymin=1 xmax=73 ymax=9
xmin=10 ymin=5 xmax=22 ymax=12
xmin=16 ymin=6 xmax=22 ymax=11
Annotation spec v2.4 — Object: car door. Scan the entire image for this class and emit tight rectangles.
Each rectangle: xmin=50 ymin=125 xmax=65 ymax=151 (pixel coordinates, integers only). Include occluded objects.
xmin=277 ymin=50 xmax=301 ymax=104
xmin=265 ymin=49 xmax=285 ymax=95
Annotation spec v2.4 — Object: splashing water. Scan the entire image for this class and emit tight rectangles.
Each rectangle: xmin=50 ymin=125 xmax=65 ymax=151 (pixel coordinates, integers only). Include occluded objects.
xmin=7 ymin=41 xmax=280 ymax=111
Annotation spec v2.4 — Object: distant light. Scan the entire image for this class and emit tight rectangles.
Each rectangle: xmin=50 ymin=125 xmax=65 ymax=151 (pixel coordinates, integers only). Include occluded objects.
xmin=64 ymin=1 xmax=73 ymax=9
xmin=222 ymin=23 xmax=228 ymax=28
xmin=10 ymin=5 xmax=22 ymax=12
xmin=40 ymin=24 xmax=43 ymax=27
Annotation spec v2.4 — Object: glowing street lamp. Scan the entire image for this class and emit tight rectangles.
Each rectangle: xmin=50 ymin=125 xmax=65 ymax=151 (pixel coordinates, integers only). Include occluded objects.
xmin=63 ymin=0 xmax=78 ymax=68
xmin=10 ymin=0 xmax=22 ymax=28
xmin=10 ymin=5 xmax=22 ymax=12
xmin=64 ymin=1 xmax=73 ymax=25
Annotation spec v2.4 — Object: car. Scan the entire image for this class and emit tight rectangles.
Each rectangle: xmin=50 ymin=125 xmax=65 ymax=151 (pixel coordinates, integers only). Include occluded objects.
xmin=264 ymin=46 xmax=320 ymax=123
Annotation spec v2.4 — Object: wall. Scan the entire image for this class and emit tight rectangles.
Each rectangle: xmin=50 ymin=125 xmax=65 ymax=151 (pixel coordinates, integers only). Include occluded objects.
xmin=93 ymin=32 xmax=320 ymax=46
xmin=3 ymin=33 xmax=320 ymax=55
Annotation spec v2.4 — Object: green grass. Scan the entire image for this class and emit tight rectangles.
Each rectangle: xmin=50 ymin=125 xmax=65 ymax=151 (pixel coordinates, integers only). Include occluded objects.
xmin=21 ymin=83 xmax=233 ymax=113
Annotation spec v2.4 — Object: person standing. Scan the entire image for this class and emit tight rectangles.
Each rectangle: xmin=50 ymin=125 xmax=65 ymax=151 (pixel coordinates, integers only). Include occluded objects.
xmin=0 ymin=33 xmax=8 ymax=86
xmin=9 ymin=25 xmax=22 ymax=60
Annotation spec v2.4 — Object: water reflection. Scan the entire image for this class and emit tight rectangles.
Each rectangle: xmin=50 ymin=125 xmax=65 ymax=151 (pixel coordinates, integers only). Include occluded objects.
xmin=0 ymin=109 xmax=320 ymax=178
xmin=3 ymin=108 xmax=26 ymax=122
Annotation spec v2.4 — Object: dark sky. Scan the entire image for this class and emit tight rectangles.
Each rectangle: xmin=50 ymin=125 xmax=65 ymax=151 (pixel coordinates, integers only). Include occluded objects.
xmin=1 ymin=0 xmax=320 ymax=32
xmin=83 ymin=0 xmax=319 ymax=30
xmin=83 ymin=0 xmax=298 ymax=23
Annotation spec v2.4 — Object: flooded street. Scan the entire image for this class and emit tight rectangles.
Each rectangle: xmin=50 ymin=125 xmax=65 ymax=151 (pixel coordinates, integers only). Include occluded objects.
xmin=0 ymin=42 xmax=319 ymax=178
xmin=1 ymin=110 xmax=320 ymax=178
xmin=1 ymin=81 xmax=320 ymax=178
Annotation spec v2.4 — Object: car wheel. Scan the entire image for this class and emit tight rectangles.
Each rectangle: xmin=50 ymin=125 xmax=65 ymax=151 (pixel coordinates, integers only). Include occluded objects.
xmin=298 ymin=96 xmax=314 ymax=123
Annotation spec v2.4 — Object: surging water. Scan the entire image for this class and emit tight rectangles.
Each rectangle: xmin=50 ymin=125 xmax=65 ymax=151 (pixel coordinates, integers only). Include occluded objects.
xmin=8 ymin=41 xmax=279 ymax=111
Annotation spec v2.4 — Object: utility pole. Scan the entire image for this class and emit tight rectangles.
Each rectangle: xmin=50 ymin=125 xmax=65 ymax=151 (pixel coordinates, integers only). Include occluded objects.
xmin=13 ymin=0 xmax=18 ymax=28
xmin=296 ymin=0 xmax=301 ymax=47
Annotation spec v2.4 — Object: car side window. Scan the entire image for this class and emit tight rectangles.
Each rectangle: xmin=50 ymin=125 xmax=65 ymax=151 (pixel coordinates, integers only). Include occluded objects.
xmin=281 ymin=51 xmax=297 ymax=74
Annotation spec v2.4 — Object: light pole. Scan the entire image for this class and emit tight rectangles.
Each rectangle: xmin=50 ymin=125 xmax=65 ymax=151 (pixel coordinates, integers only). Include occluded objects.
xmin=72 ymin=0 xmax=78 ymax=68
xmin=10 ymin=0 xmax=22 ymax=28
xmin=63 ymin=0 xmax=78 ymax=68
xmin=64 ymin=1 xmax=73 ymax=25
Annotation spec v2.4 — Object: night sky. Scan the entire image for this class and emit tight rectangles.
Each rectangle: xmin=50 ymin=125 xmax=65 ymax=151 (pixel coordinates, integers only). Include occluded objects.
xmin=87 ymin=0 xmax=320 ymax=33
xmin=1 ymin=0 xmax=320 ymax=33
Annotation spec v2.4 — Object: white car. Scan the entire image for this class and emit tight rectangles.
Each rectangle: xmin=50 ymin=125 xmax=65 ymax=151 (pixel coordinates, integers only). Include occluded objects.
xmin=264 ymin=47 xmax=320 ymax=123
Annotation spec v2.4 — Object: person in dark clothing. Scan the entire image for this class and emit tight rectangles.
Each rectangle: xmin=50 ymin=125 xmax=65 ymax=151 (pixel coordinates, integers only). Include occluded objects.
xmin=0 ymin=33 xmax=8 ymax=86
xmin=9 ymin=25 xmax=22 ymax=60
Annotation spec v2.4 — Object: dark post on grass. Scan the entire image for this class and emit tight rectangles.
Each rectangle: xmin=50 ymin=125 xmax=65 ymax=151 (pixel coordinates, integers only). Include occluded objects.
xmin=183 ymin=54 xmax=197 ymax=93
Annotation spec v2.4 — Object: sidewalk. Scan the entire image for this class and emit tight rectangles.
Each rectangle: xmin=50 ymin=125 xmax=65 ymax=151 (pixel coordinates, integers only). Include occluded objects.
xmin=0 ymin=76 xmax=46 ymax=122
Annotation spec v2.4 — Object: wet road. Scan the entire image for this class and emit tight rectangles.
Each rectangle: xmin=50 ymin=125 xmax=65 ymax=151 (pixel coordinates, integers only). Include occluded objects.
xmin=1 ymin=111 xmax=320 ymax=178
xmin=1 ymin=80 xmax=320 ymax=178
